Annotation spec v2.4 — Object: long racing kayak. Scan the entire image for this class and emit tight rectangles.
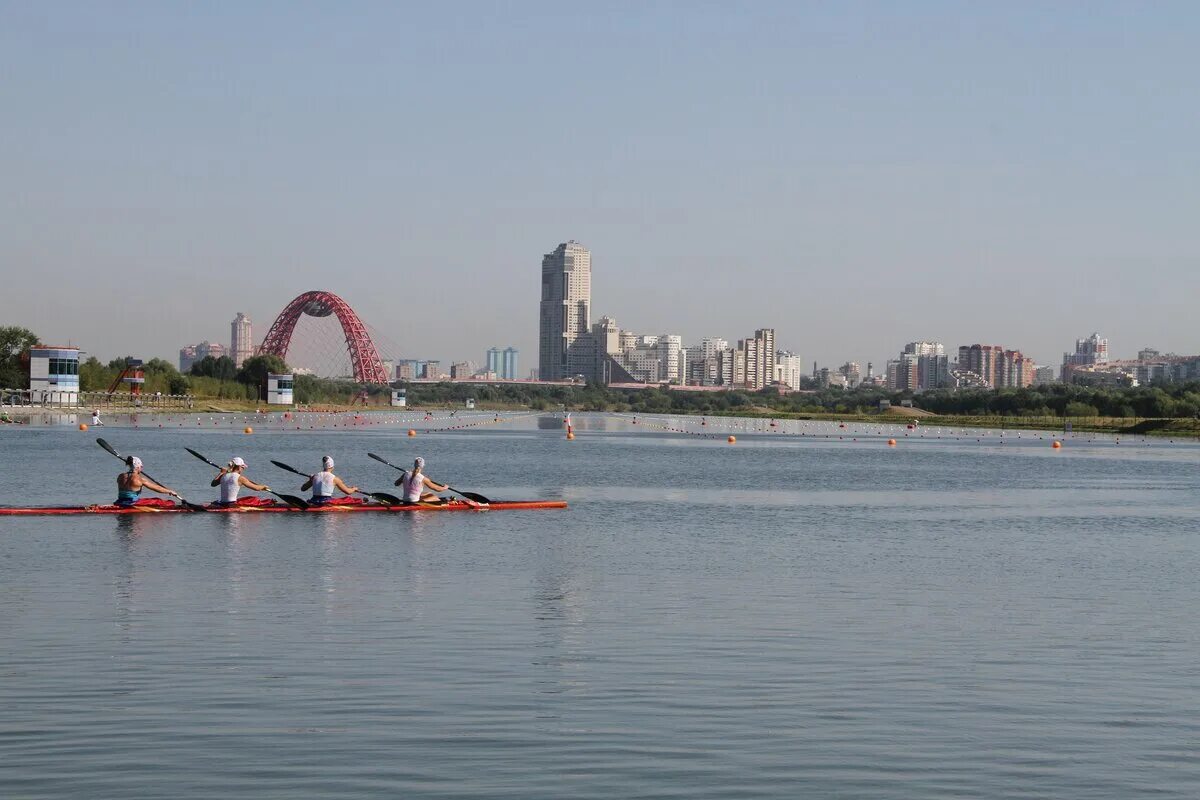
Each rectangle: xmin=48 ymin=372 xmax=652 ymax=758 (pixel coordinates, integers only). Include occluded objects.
xmin=0 ymin=499 xmax=567 ymax=516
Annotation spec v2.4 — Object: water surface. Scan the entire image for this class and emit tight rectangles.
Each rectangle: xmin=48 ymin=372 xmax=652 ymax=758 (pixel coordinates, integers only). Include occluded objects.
xmin=2 ymin=413 xmax=1198 ymax=798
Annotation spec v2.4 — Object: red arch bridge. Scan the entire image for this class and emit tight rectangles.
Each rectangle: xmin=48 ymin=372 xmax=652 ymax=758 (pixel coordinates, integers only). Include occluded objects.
xmin=258 ymin=291 xmax=391 ymax=384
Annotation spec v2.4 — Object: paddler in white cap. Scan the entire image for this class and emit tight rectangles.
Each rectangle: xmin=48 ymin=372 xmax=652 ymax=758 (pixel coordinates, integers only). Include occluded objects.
xmin=300 ymin=455 xmax=358 ymax=505
xmin=395 ymin=457 xmax=449 ymax=504
xmin=115 ymin=456 xmax=180 ymax=507
xmin=210 ymin=456 xmax=271 ymax=507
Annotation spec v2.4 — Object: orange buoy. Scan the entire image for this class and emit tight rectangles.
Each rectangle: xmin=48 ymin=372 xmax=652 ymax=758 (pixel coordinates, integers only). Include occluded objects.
xmin=78 ymin=423 xmax=88 ymax=431
xmin=407 ymin=429 xmax=416 ymax=437
xmin=728 ymin=435 xmax=736 ymax=443
xmin=566 ymin=432 xmax=575 ymax=440
xmin=243 ymin=427 xmax=253 ymax=434
xmin=887 ymin=439 xmax=896 ymax=446
xmin=1052 ymin=440 xmax=1062 ymax=448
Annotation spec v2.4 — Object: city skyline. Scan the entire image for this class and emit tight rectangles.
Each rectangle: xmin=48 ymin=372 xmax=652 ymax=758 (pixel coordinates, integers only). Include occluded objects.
xmin=3 ymin=5 xmax=1199 ymax=370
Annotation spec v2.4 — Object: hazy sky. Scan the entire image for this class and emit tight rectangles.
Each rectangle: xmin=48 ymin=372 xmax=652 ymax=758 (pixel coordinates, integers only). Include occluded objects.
xmin=2 ymin=2 xmax=1198 ymax=372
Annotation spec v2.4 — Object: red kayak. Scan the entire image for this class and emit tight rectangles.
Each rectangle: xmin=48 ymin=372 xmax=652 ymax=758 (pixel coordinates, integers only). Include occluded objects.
xmin=0 ymin=499 xmax=567 ymax=516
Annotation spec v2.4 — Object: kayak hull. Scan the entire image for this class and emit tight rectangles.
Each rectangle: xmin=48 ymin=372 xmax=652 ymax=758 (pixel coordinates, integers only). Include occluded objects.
xmin=0 ymin=500 xmax=567 ymax=516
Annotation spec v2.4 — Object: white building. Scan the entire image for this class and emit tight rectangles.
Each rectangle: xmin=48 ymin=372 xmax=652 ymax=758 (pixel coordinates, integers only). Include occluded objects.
xmin=266 ymin=373 xmax=293 ymax=405
xmin=29 ymin=346 xmax=80 ymax=404
xmin=776 ymin=351 xmax=804 ymax=390
xmin=231 ymin=312 xmax=253 ymax=368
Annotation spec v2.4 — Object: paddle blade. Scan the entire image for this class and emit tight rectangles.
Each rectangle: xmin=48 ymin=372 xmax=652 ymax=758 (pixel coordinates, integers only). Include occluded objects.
xmin=96 ymin=438 xmax=121 ymax=459
xmin=454 ymin=490 xmax=491 ymax=505
xmin=274 ymin=493 xmax=309 ymax=510
xmin=368 ymin=491 xmax=403 ymax=506
xmin=270 ymin=460 xmax=306 ymax=477
xmin=367 ymin=452 xmax=394 ymax=466
xmin=179 ymin=499 xmax=210 ymax=512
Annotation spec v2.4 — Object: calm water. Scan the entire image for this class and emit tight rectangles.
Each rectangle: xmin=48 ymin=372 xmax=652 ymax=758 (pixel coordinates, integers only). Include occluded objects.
xmin=2 ymin=413 xmax=1199 ymax=798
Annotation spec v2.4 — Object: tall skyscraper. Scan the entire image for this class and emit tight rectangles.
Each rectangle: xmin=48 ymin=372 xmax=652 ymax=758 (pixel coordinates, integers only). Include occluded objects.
xmin=486 ymin=347 xmax=501 ymax=375
xmin=502 ymin=347 xmax=518 ymax=380
xmin=737 ymin=328 xmax=775 ymax=390
xmin=231 ymin=312 xmax=253 ymax=367
xmin=539 ymin=241 xmax=592 ymax=381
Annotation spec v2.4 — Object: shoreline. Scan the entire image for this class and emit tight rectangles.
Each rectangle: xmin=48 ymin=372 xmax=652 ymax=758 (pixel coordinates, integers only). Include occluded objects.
xmin=3 ymin=403 xmax=1198 ymax=438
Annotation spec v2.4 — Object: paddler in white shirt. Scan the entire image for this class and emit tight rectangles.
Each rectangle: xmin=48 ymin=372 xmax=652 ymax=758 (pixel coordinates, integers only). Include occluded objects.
xmin=210 ymin=457 xmax=270 ymax=507
xmin=300 ymin=456 xmax=359 ymax=505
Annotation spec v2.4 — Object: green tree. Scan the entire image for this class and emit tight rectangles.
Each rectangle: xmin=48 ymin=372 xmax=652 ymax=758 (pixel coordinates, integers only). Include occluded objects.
xmin=236 ymin=354 xmax=289 ymax=388
xmin=107 ymin=356 xmax=136 ymax=371
xmin=168 ymin=374 xmax=191 ymax=395
xmin=0 ymin=326 xmax=39 ymax=388
xmin=190 ymin=355 xmax=237 ymax=381
xmin=143 ymin=357 xmax=177 ymax=375
xmin=1064 ymin=401 xmax=1100 ymax=417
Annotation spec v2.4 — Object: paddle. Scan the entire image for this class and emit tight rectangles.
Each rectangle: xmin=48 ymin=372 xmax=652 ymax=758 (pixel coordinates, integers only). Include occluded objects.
xmin=367 ymin=452 xmax=491 ymax=505
xmin=184 ymin=448 xmax=309 ymax=509
xmin=269 ymin=459 xmax=403 ymax=506
xmin=96 ymin=437 xmax=209 ymax=512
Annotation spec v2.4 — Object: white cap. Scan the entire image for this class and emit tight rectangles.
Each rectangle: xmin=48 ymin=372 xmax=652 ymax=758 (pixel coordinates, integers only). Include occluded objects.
xmin=322 ymin=456 xmax=334 ymax=470
xmin=230 ymin=457 xmax=247 ymax=468
xmin=413 ymin=457 xmax=425 ymax=470
xmin=127 ymin=456 xmax=143 ymax=471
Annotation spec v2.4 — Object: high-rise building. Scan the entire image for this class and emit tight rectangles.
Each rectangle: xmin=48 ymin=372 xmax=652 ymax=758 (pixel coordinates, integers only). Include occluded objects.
xmin=888 ymin=342 xmax=947 ymax=391
xmin=998 ymin=350 xmax=1034 ymax=388
xmin=502 ymin=347 xmax=518 ymax=380
xmin=700 ymin=338 xmax=728 ymax=359
xmin=450 ymin=361 xmax=473 ymax=379
xmin=484 ymin=347 xmax=520 ymax=380
xmin=957 ymin=344 xmax=1003 ymax=387
xmin=776 ymin=352 xmax=804 ymax=389
xmin=539 ymin=240 xmax=592 ymax=381
xmin=714 ymin=348 xmax=735 ymax=386
xmin=957 ymin=344 xmax=1033 ymax=388
xmin=231 ymin=312 xmax=253 ymax=367
xmin=1062 ymin=333 xmax=1109 ymax=381
xmin=736 ymin=328 xmax=775 ymax=390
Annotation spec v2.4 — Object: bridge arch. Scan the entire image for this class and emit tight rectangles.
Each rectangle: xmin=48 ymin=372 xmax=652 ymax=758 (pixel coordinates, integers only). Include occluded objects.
xmin=258 ymin=291 xmax=390 ymax=384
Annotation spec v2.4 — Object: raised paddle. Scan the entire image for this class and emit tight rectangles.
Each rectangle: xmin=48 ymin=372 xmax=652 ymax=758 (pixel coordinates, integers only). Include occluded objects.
xmin=184 ymin=448 xmax=309 ymax=509
xmin=366 ymin=452 xmax=491 ymax=505
xmin=96 ymin=437 xmax=209 ymax=512
xmin=269 ymin=459 xmax=403 ymax=506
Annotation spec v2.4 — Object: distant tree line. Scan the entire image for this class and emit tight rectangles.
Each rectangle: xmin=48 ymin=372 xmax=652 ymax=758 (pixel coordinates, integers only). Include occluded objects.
xmin=400 ymin=380 xmax=1200 ymax=419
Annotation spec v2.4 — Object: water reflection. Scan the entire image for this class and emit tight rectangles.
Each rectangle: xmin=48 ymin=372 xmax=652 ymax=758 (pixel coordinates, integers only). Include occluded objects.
xmin=531 ymin=530 xmax=589 ymax=702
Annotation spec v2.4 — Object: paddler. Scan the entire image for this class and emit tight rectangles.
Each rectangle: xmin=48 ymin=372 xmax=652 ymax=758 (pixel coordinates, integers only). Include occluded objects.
xmin=209 ymin=456 xmax=270 ymax=507
xmin=300 ymin=456 xmax=358 ymax=505
xmin=395 ymin=457 xmax=448 ymax=504
xmin=116 ymin=456 xmax=180 ymax=507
